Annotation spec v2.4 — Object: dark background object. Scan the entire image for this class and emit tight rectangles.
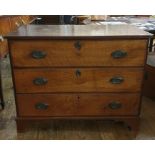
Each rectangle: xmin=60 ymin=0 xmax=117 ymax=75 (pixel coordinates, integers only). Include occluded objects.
xmin=33 ymin=15 xmax=61 ymax=24
xmin=143 ymin=64 xmax=155 ymax=100
xmin=33 ymin=15 xmax=79 ymax=25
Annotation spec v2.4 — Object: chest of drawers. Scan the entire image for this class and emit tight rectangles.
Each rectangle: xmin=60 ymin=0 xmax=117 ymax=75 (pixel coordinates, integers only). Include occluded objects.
xmin=6 ymin=25 xmax=151 ymax=134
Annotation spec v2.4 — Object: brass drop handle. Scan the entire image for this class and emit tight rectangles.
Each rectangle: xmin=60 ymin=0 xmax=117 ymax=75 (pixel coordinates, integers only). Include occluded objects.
xmin=108 ymin=101 xmax=122 ymax=109
xmin=31 ymin=50 xmax=46 ymax=59
xmin=110 ymin=76 xmax=124 ymax=84
xmin=35 ymin=102 xmax=49 ymax=110
xmin=33 ymin=77 xmax=48 ymax=85
xmin=111 ymin=50 xmax=127 ymax=59
xmin=75 ymin=69 xmax=81 ymax=77
xmin=74 ymin=41 xmax=81 ymax=50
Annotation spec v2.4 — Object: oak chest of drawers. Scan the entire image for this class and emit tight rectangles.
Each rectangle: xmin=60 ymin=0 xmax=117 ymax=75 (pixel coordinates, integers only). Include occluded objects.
xmin=6 ymin=24 xmax=151 ymax=133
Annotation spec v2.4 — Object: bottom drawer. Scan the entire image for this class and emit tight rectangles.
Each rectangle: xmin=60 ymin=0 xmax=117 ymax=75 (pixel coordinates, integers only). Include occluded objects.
xmin=16 ymin=93 xmax=140 ymax=117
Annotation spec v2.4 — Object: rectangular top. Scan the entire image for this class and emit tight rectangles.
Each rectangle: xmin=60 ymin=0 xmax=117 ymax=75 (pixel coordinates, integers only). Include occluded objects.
xmin=5 ymin=24 xmax=152 ymax=39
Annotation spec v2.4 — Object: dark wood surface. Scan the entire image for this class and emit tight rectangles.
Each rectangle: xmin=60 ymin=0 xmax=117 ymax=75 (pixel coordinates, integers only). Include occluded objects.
xmin=15 ymin=116 xmax=140 ymax=135
xmin=10 ymin=39 xmax=147 ymax=67
xmin=14 ymin=68 xmax=143 ymax=93
xmin=5 ymin=24 xmax=152 ymax=39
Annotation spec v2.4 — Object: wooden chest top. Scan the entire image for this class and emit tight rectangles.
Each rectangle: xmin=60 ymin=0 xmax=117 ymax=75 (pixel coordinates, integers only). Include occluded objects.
xmin=5 ymin=24 xmax=152 ymax=39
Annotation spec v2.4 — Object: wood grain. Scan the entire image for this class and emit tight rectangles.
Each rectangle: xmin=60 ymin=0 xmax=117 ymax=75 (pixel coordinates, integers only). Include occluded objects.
xmin=1 ymin=56 xmax=154 ymax=139
xmin=6 ymin=24 xmax=150 ymax=134
xmin=0 ymin=29 xmax=154 ymax=139
xmin=16 ymin=93 xmax=140 ymax=117
xmin=10 ymin=40 xmax=147 ymax=67
xmin=0 ymin=17 xmax=11 ymax=35
xmin=14 ymin=68 xmax=143 ymax=93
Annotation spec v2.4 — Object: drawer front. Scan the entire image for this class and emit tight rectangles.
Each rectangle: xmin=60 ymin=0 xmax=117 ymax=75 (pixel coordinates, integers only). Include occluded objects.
xmin=17 ymin=93 xmax=140 ymax=117
xmin=10 ymin=40 xmax=147 ymax=67
xmin=14 ymin=68 xmax=143 ymax=93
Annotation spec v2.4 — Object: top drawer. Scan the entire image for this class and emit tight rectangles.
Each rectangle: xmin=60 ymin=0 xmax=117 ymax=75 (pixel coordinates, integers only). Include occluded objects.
xmin=10 ymin=39 xmax=147 ymax=67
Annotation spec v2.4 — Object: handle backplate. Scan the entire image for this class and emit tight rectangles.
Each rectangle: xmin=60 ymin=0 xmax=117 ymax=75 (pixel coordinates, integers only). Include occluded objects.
xmin=33 ymin=77 xmax=48 ymax=85
xmin=110 ymin=76 xmax=124 ymax=84
xmin=31 ymin=50 xmax=46 ymax=59
xmin=35 ymin=102 xmax=48 ymax=110
xmin=108 ymin=101 xmax=122 ymax=109
xmin=111 ymin=50 xmax=127 ymax=59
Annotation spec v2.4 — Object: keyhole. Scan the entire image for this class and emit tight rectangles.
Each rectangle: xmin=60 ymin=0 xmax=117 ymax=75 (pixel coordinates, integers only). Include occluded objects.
xmin=74 ymin=41 xmax=81 ymax=50
xmin=75 ymin=95 xmax=80 ymax=105
xmin=75 ymin=69 xmax=81 ymax=77
xmin=77 ymin=96 xmax=80 ymax=100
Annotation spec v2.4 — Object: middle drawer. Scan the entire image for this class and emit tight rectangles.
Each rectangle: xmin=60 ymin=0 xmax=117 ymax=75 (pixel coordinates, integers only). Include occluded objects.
xmin=14 ymin=68 xmax=143 ymax=93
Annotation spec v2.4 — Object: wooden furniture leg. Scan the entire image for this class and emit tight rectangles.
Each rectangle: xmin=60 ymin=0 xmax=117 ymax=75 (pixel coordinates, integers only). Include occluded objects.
xmin=114 ymin=117 xmax=140 ymax=136
xmin=16 ymin=119 xmax=29 ymax=132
